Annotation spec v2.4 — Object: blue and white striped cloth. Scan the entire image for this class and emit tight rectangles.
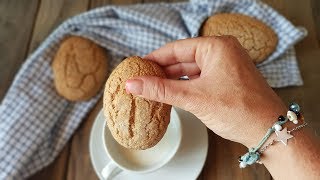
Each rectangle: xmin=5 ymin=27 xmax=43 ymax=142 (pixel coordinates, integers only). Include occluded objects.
xmin=0 ymin=0 xmax=306 ymax=179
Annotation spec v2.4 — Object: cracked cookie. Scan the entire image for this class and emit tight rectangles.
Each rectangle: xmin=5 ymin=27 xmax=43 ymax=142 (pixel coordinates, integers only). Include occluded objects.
xmin=52 ymin=36 xmax=108 ymax=101
xmin=201 ymin=13 xmax=278 ymax=63
xmin=103 ymin=56 xmax=171 ymax=150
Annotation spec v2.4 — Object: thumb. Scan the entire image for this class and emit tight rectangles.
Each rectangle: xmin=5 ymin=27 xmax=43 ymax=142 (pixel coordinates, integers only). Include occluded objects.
xmin=125 ymin=76 xmax=194 ymax=109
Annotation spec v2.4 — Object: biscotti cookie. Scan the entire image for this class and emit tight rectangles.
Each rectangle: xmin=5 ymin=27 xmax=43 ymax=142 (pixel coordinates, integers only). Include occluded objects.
xmin=201 ymin=13 xmax=278 ymax=63
xmin=52 ymin=36 xmax=108 ymax=101
xmin=103 ymin=56 xmax=171 ymax=150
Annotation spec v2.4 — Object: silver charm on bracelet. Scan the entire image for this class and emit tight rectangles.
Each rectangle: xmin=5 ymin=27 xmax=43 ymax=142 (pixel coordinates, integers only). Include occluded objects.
xmin=275 ymin=127 xmax=293 ymax=145
xmin=259 ymin=122 xmax=308 ymax=154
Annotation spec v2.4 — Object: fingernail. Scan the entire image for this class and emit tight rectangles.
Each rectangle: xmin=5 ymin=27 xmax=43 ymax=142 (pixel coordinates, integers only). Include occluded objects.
xmin=125 ymin=79 xmax=143 ymax=95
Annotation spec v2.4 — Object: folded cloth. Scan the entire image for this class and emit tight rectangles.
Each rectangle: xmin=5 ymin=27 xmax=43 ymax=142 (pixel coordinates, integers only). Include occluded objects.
xmin=0 ymin=0 xmax=306 ymax=179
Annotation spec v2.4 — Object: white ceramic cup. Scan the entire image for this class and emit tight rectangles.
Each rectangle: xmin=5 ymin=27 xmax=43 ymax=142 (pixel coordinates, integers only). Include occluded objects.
xmin=101 ymin=108 xmax=182 ymax=179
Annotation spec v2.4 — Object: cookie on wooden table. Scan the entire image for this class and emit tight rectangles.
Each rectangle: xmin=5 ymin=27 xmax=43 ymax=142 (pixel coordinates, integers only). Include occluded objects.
xmin=201 ymin=13 xmax=278 ymax=63
xmin=103 ymin=56 xmax=171 ymax=150
xmin=52 ymin=36 xmax=108 ymax=101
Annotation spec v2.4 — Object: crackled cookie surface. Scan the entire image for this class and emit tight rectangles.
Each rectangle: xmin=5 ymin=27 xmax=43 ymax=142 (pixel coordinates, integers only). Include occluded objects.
xmin=103 ymin=56 xmax=171 ymax=150
xmin=52 ymin=36 xmax=107 ymax=101
xmin=201 ymin=13 xmax=278 ymax=63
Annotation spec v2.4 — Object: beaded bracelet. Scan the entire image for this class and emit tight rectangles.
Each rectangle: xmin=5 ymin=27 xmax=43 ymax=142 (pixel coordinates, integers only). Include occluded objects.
xmin=238 ymin=103 xmax=307 ymax=168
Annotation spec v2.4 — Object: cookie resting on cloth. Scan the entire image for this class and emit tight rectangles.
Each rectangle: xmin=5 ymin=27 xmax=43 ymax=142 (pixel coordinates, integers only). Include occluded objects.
xmin=52 ymin=36 xmax=108 ymax=101
xmin=201 ymin=13 xmax=278 ymax=64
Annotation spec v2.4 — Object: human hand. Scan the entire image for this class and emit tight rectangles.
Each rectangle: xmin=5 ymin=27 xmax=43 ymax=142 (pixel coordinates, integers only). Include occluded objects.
xmin=125 ymin=36 xmax=286 ymax=147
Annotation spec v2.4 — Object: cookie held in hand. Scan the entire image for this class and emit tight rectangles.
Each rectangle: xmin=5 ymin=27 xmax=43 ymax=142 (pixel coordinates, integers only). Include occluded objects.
xmin=201 ymin=13 xmax=278 ymax=63
xmin=52 ymin=36 xmax=108 ymax=101
xmin=103 ymin=56 xmax=171 ymax=150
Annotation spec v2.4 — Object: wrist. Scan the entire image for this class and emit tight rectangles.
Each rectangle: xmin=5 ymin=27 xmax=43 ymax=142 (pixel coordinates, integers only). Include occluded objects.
xmin=238 ymin=102 xmax=309 ymax=170
xmin=241 ymin=104 xmax=287 ymax=148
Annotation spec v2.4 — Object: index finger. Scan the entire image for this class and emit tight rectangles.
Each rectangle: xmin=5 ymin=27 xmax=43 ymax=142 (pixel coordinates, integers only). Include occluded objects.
xmin=144 ymin=37 xmax=209 ymax=66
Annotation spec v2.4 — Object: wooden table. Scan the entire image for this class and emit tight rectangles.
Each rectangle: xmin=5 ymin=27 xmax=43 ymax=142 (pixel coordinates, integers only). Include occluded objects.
xmin=0 ymin=0 xmax=319 ymax=179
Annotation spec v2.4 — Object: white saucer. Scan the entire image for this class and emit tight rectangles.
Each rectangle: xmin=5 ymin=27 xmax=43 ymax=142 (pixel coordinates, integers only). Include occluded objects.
xmin=89 ymin=108 xmax=208 ymax=180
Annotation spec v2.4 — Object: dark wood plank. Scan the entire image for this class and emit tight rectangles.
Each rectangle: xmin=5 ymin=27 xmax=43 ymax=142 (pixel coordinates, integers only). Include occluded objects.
xmin=28 ymin=0 xmax=90 ymax=54
xmin=27 ymin=0 xmax=90 ymax=179
xmin=311 ymin=0 xmax=320 ymax=47
xmin=0 ymin=0 xmax=39 ymax=100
